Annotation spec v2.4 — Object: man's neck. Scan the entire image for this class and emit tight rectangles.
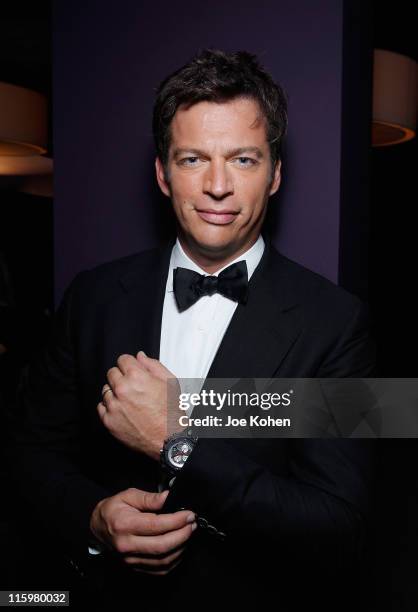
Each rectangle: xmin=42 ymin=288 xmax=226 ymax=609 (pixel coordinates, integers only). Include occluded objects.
xmin=177 ymin=235 xmax=261 ymax=274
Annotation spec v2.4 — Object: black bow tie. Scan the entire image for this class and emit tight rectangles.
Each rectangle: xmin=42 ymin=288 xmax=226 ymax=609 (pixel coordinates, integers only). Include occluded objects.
xmin=173 ymin=260 xmax=249 ymax=312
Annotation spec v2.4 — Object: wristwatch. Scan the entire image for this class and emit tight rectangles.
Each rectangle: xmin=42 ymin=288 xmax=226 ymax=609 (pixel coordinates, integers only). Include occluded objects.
xmin=160 ymin=429 xmax=198 ymax=478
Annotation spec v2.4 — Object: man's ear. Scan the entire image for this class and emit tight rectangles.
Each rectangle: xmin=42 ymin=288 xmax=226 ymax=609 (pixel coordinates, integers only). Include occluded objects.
xmin=155 ymin=157 xmax=171 ymax=197
xmin=269 ymin=160 xmax=281 ymax=196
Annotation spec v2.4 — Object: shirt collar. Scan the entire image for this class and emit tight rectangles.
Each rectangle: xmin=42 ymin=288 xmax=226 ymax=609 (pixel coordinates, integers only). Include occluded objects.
xmin=167 ymin=234 xmax=265 ymax=292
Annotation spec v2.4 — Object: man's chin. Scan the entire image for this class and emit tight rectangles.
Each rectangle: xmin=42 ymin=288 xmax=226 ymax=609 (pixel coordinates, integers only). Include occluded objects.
xmin=178 ymin=226 xmax=246 ymax=260
xmin=191 ymin=240 xmax=246 ymax=265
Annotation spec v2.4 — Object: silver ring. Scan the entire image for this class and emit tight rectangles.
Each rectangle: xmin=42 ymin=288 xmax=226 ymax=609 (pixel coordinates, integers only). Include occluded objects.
xmin=102 ymin=387 xmax=113 ymax=399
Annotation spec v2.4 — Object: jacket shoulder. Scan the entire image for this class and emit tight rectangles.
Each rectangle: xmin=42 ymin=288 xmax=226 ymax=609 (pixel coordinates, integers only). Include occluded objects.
xmin=269 ymin=249 xmax=365 ymax=315
xmin=54 ymin=246 xmax=170 ymax=322
xmin=84 ymin=246 xmax=163 ymax=281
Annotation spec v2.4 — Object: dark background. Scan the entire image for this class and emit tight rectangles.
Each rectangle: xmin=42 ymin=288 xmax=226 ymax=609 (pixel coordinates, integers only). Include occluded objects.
xmin=0 ymin=1 xmax=417 ymax=609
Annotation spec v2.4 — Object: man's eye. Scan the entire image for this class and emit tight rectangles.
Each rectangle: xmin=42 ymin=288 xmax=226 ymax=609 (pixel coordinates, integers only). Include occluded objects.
xmin=234 ymin=157 xmax=257 ymax=167
xmin=179 ymin=157 xmax=199 ymax=166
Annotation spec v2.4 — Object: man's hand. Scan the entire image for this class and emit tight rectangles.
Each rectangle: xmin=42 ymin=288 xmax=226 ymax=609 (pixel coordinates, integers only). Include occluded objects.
xmin=97 ymin=352 xmax=181 ymax=460
xmin=90 ymin=487 xmax=196 ymax=575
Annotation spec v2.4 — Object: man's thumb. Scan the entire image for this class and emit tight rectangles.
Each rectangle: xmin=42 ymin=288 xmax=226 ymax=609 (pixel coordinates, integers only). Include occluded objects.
xmin=137 ymin=351 xmax=172 ymax=380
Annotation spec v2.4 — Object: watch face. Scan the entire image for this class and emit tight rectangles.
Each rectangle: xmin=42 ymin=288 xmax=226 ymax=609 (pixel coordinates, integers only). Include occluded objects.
xmin=167 ymin=438 xmax=193 ymax=470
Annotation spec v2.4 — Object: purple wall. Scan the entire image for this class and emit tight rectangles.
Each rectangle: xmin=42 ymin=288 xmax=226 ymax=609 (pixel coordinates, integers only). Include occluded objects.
xmin=54 ymin=1 xmax=346 ymax=304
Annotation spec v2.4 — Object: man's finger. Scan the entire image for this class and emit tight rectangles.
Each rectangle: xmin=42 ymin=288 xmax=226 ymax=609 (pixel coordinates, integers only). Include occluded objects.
xmin=126 ymin=522 xmax=196 ymax=556
xmin=97 ymin=402 xmax=107 ymax=419
xmin=121 ymin=488 xmax=169 ymax=511
xmin=128 ymin=509 xmax=196 ymax=536
xmin=123 ymin=545 xmax=185 ymax=567
xmin=131 ymin=556 xmax=183 ymax=575
xmin=116 ymin=353 xmax=142 ymax=375
xmin=106 ymin=366 xmax=123 ymax=383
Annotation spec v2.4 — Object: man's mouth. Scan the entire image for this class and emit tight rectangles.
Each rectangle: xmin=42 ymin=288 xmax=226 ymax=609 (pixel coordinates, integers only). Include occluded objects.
xmin=196 ymin=209 xmax=239 ymax=225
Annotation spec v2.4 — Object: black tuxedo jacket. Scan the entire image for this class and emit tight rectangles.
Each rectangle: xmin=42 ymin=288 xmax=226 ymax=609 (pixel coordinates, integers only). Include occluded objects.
xmin=7 ymin=237 xmax=376 ymax=608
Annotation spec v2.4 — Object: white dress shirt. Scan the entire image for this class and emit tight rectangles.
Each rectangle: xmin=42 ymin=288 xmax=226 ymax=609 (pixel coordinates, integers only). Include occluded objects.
xmin=88 ymin=234 xmax=265 ymax=555
xmin=159 ymin=234 xmax=265 ymax=390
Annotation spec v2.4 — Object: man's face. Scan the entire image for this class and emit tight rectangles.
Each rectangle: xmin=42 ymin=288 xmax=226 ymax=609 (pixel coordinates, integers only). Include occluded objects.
xmin=155 ymin=97 xmax=281 ymax=261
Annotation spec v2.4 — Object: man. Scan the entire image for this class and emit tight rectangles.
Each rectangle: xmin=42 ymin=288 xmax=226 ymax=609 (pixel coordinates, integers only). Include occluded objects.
xmin=7 ymin=50 xmax=376 ymax=609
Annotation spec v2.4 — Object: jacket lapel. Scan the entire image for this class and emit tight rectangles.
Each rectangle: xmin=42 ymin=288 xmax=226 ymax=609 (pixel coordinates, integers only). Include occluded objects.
xmin=113 ymin=239 xmax=175 ymax=364
xmin=206 ymin=239 xmax=304 ymax=380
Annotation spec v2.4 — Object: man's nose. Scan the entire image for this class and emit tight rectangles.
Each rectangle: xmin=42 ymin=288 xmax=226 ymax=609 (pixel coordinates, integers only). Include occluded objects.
xmin=203 ymin=160 xmax=234 ymax=199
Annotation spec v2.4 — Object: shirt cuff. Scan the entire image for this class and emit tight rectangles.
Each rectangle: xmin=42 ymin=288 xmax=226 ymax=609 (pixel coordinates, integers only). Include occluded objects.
xmin=87 ymin=536 xmax=105 ymax=555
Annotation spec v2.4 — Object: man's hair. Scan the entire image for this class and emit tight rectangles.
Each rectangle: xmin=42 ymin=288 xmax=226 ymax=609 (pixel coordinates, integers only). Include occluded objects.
xmin=152 ymin=49 xmax=288 ymax=174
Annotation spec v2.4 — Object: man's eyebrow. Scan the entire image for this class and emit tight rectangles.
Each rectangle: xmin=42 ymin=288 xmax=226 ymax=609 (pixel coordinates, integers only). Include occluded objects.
xmin=227 ymin=146 xmax=264 ymax=158
xmin=172 ymin=148 xmax=205 ymax=158
xmin=172 ymin=146 xmax=264 ymax=159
